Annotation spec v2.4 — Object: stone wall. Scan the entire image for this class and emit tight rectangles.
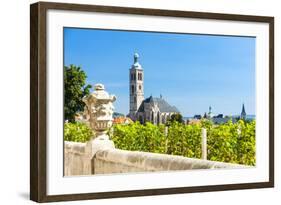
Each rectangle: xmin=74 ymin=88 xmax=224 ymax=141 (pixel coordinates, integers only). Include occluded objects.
xmin=93 ymin=148 xmax=246 ymax=174
xmin=64 ymin=141 xmax=246 ymax=176
xmin=64 ymin=141 xmax=91 ymax=176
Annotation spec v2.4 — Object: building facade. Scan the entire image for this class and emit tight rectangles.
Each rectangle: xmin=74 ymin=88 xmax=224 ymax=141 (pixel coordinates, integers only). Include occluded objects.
xmin=128 ymin=53 xmax=180 ymax=124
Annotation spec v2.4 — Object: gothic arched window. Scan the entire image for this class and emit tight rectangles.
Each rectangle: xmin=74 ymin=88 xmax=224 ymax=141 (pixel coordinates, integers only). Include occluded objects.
xmin=140 ymin=73 xmax=142 ymax=81
xmin=131 ymin=85 xmax=134 ymax=94
xmin=162 ymin=114 xmax=165 ymax=124
xmin=139 ymin=85 xmax=142 ymax=91
xmin=157 ymin=112 xmax=160 ymax=125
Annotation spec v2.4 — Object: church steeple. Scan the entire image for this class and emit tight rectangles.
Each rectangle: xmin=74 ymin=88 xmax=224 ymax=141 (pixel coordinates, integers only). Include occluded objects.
xmin=207 ymin=106 xmax=213 ymax=118
xmin=129 ymin=53 xmax=144 ymax=120
xmin=241 ymin=103 xmax=246 ymax=120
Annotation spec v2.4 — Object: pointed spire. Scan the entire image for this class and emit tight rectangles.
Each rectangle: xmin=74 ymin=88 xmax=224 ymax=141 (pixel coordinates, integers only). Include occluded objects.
xmin=241 ymin=103 xmax=246 ymax=120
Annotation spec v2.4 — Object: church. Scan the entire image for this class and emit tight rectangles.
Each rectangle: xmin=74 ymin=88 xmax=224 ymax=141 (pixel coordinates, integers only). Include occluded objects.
xmin=128 ymin=53 xmax=180 ymax=125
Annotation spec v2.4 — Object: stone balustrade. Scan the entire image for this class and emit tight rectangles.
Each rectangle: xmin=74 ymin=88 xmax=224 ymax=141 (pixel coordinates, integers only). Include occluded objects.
xmin=64 ymin=141 xmax=248 ymax=176
xmin=64 ymin=141 xmax=90 ymax=176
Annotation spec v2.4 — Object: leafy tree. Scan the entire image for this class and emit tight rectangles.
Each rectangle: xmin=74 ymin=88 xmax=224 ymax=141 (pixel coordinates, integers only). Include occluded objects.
xmin=64 ymin=65 xmax=92 ymax=122
xmin=167 ymin=113 xmax=184 ymax=125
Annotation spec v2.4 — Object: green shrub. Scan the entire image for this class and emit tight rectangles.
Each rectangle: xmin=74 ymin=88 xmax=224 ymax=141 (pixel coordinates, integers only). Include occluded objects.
xmin=111 ymin=120 xmax=256 ymax=166
xmin=166 ymin=122 xmax=202 ymax=158
xmin=206 ymin=120 xmax=255 ymax=165
xmin=64 ymin=122 xmax=93 ymax=142
xmin=111 ymin=122 xmax=166 ymax=153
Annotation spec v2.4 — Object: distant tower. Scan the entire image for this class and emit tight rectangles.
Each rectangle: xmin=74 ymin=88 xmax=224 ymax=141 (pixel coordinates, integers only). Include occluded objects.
xmin=129 ymin=53 xmax=144 ymax=120
xmin=241 ymin=103 xmax=246 ymax=120
xmin=208 ymin=106 xmax=213 ymax=118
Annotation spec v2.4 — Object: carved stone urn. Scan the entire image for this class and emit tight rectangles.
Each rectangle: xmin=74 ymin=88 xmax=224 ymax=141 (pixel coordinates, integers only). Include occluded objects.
xmin=83 ymin=84 xmax=116 ymax=140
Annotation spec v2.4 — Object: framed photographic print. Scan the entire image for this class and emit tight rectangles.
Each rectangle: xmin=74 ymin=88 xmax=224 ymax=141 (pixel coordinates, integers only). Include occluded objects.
xmin=30 ymin=1 xmax=274 ymax=202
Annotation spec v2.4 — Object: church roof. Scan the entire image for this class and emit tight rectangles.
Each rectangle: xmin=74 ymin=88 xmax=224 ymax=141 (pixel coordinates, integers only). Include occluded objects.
xmin=138 ymin=96 xmax=180 ymax=113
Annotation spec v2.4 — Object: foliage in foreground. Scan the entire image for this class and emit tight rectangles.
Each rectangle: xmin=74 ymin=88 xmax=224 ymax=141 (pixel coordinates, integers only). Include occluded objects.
xmin=64 ymin=122 xmax=93 ymax=142
xmin=64 ymin=64 xmax=92 ymax=122
xmin=111 ymin=120 xmax=256 ymax=166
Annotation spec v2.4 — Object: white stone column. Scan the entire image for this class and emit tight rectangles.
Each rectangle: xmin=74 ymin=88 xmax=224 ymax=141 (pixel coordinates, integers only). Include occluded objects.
xmin=201 ymin=128 xmax=207 ymax=160
xmin=165 ymin=126 xmax=168 ymax=153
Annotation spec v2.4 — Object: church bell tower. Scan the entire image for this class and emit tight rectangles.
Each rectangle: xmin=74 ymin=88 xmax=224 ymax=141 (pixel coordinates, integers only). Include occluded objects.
xmin=129 ymin=53 xmax=144 ymax=120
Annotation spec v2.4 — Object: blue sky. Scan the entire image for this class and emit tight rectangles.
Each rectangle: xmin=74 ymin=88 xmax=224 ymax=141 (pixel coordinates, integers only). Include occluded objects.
xmin=64 ymin=28 xmax=256 ymax=117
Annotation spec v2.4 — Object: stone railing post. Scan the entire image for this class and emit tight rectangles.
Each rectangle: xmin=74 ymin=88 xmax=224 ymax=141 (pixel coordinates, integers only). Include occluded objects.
xmin=82 ymin=84 xmax=116 ymax=158
xmin=201 ymin=128 xmax=207 ymax=160
xmin=164 ymin=126 xmax=168 ymax=153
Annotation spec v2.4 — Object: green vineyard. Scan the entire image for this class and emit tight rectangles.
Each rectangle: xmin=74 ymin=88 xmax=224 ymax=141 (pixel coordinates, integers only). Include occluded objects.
xmin=111 ymin=120 xmax=256 ymax=166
